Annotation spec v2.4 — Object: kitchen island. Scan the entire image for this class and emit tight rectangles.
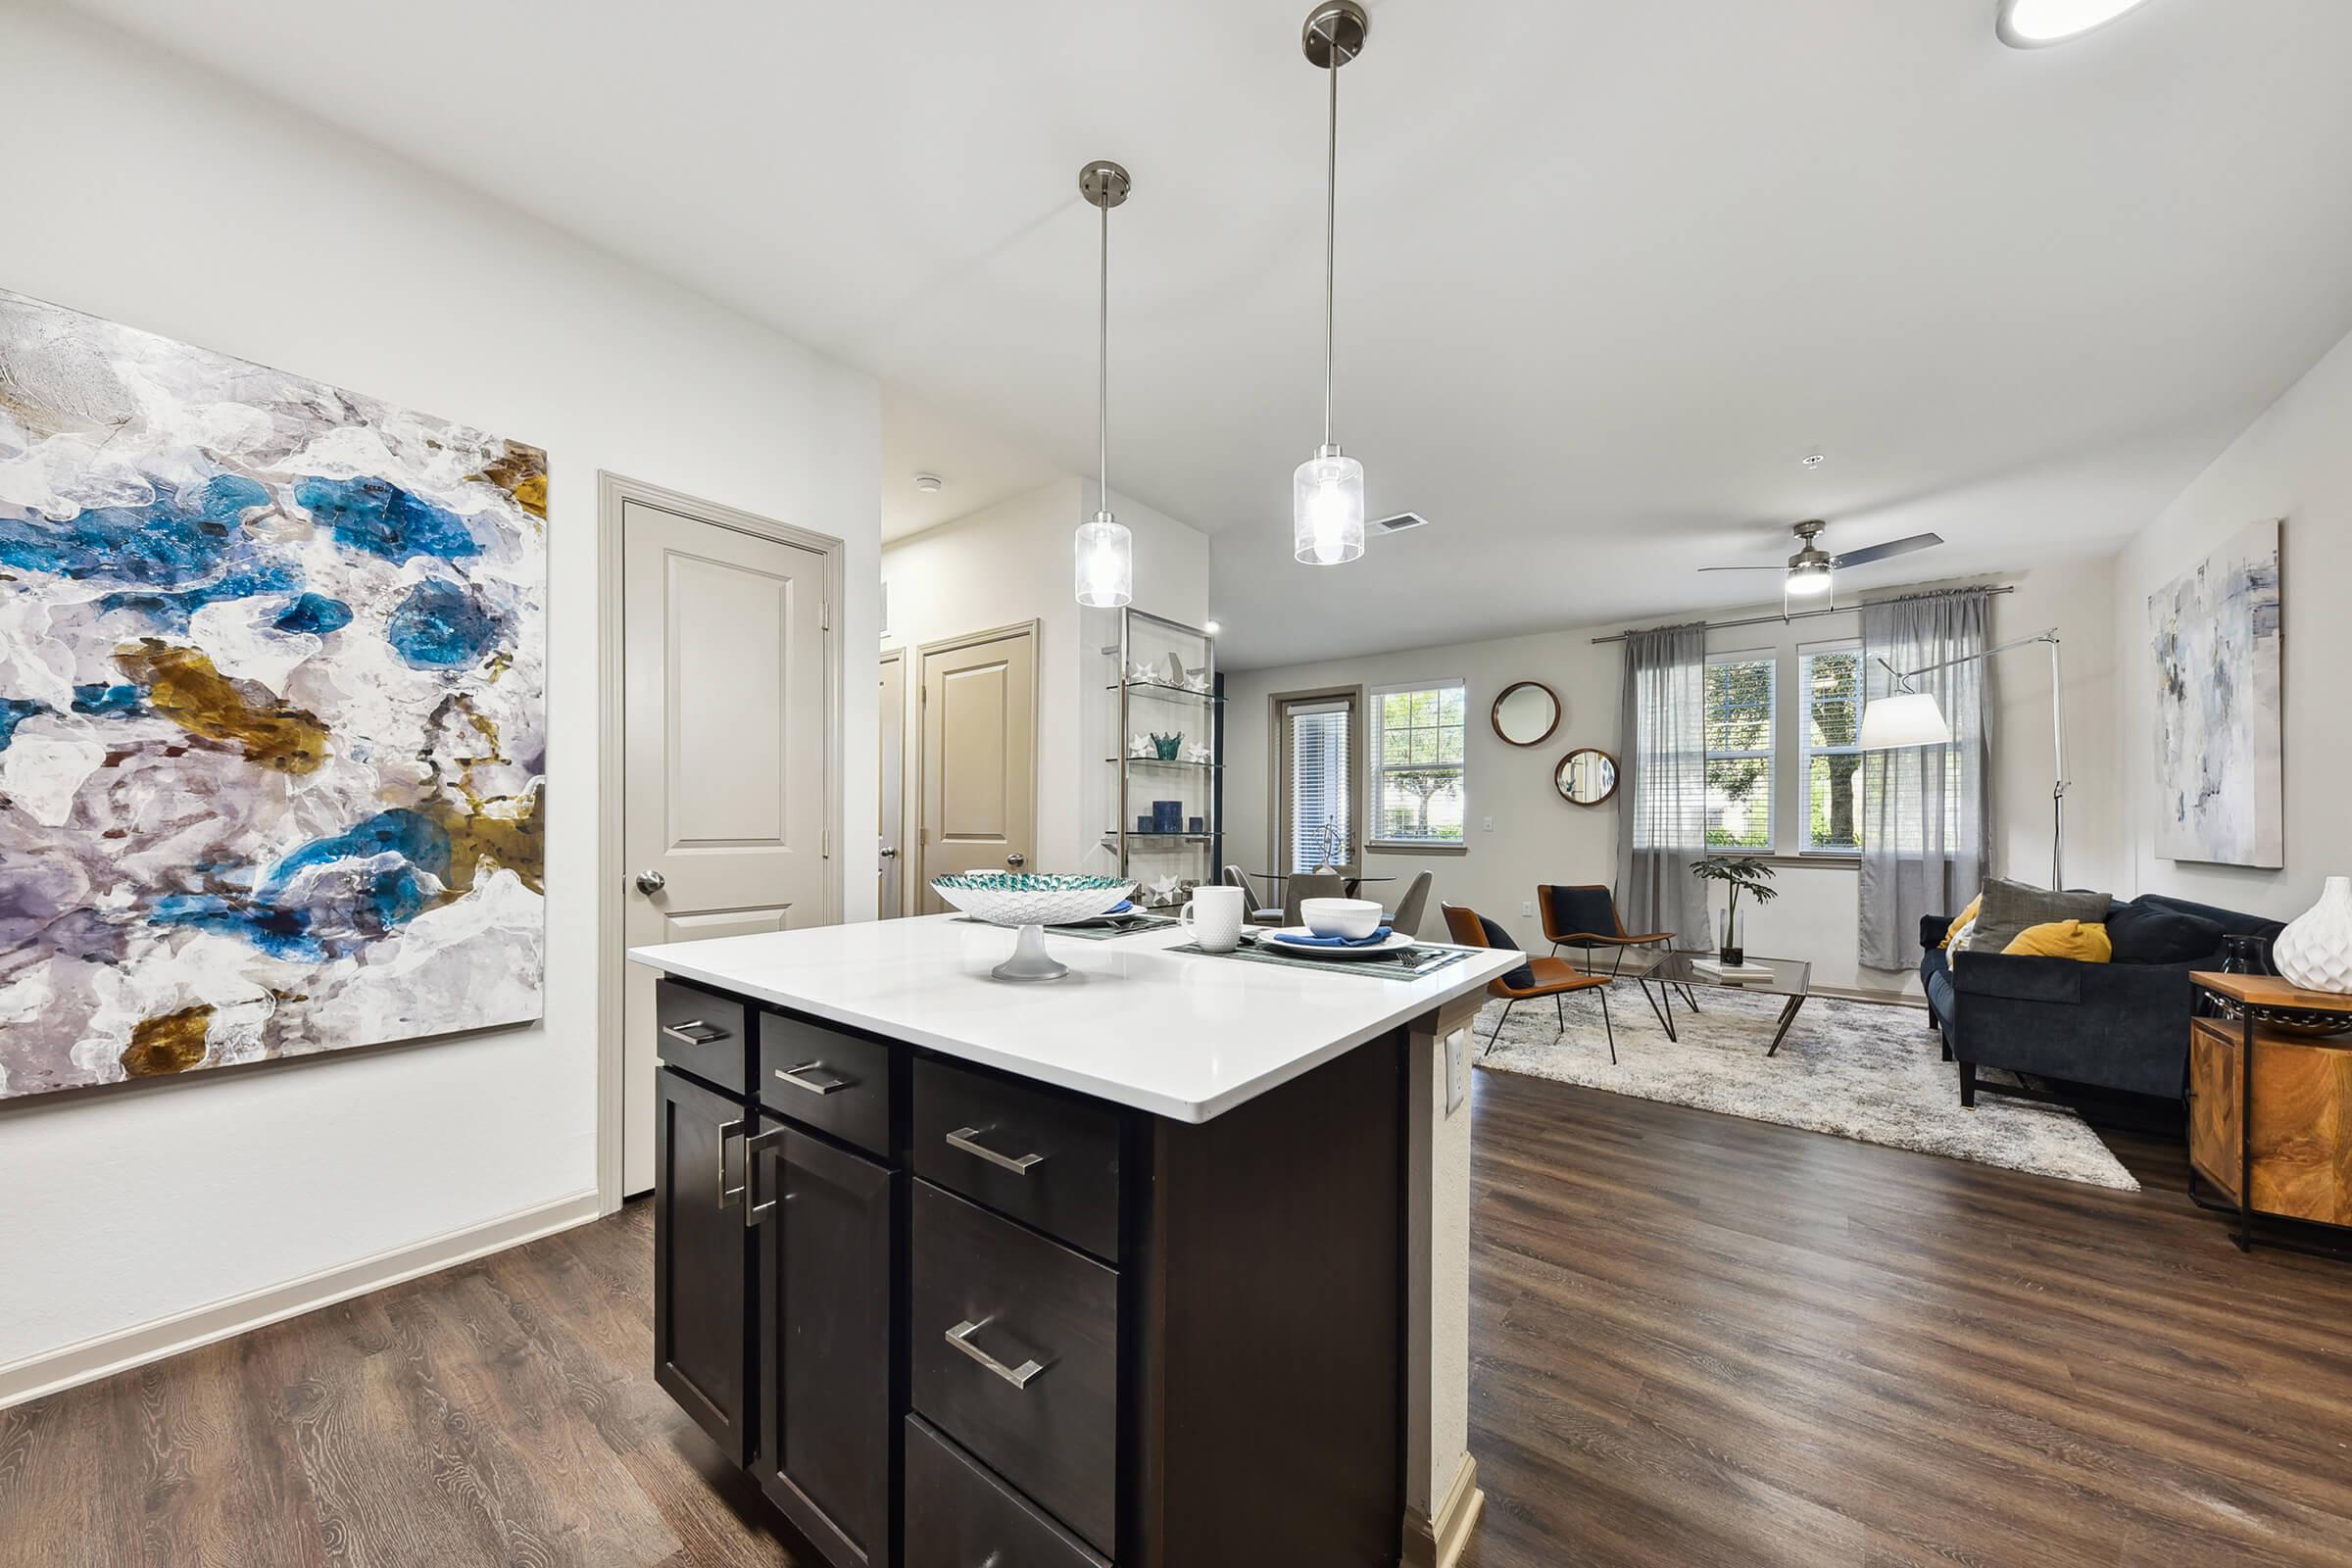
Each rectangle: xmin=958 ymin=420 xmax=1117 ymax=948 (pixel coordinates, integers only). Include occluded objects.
xmin=629 ymin=912 xmax=1516 ymax=1568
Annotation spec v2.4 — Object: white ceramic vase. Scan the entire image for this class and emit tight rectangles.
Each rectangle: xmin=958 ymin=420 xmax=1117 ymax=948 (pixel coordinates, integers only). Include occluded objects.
xmin=2274 ymin=876 xmax=2352 ymax=994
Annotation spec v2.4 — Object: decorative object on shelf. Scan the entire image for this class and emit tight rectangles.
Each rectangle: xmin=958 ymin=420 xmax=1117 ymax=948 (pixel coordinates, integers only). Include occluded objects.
xmin=2275 ymin=877 xmax=2352 ymax=996
xmin=2149 ymin=518 xmax=2283 ymax=869
xmin=1137 ymin=814 xmax=1156 ymax=833
xmin=1161 ymin=652 xmax=1186 ymax=686
xmin=1127 ymin=661 xmax=1159 ymax=684
xmin=1147 ymin=872 xmax=1184 ymax=906
xmin=1151 ymin=731 xmax=1184 ymax=760
xmin=1183 ymin=667 xmax=1213 ymax=694
xmin=0 ymin=288 xmax=548 ymax=1101
xmin=1188 ymin=816 xmax=1204 ymax=834
xmin=1185 ymin=741 xmax=1213 ymax=763
xmin=929 ymin=872 xmax=1134 ymax=981
xmin=1554 ymin=747 xmax=1618 ymax=806
xmin=1293 ymin=0 xmax=1371 ymax=568
xmin=1130 ymin=731 xmax=1154 ymax=757
xmin=1074 ymin=158 xmax=1135 ymax=609
xmin=1491 ymin=680 xmax=1561 ymax=747
xmin=2206 ymin=932 xmax=2276 ymax=1021
xmin=1691 ymin=856 xmax=1779 ymax=968
xmin=1152 ymin=800 xmax=1183 ymax=833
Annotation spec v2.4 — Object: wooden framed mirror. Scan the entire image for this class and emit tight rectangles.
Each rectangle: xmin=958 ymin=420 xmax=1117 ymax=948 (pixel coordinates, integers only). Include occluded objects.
xmin=1491 ymin=680 xmax=1560 ymax=748
xmin=1554 ymin=748 xmax=1618 ymax=807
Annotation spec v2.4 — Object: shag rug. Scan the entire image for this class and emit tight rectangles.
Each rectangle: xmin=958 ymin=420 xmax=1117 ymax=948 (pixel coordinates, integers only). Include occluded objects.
xmin=1473 ymin=981 xmax=2139 ymax=1192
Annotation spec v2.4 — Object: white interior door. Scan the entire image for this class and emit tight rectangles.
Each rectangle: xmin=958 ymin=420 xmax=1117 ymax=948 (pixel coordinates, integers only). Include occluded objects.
xmin=622 ymin=496 xmax=830 ymax=1197
xmin=879 ymin=651 xmax=905 ymax=919
xmin=917 ymin=626 xmax=1037 ymax=914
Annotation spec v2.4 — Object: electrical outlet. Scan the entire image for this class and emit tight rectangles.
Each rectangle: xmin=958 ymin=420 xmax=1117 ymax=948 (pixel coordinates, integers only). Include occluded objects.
xmin=1521 ymin=899 xmax=1534 ymax=917
xmin=1482 ymin=814 xmax=1494 ymax=833
xmin=1446 ymin=1029 xmax=1469 ymax=1115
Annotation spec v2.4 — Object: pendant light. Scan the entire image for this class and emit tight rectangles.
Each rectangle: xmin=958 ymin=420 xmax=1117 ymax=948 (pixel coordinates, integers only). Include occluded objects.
xmin=1075 ymin=159 xmax=1134 ymax=608
xmin=1295 ymin=0 xmax=1369 ymax=567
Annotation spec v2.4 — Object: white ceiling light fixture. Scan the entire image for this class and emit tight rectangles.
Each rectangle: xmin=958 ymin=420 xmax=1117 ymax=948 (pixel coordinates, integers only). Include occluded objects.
xmin=1074 ymin=159 xmax=1134 ymax=609
xmin=1203 ymin=619 xmax=1222 ymax=636
xmin=913 ymin=472 xmax=943 ymax=493
xmin=1996 ymin=0 xmax=2159 ymax=48
xmin=1294 ymin=1 xmax=1371 ymax=568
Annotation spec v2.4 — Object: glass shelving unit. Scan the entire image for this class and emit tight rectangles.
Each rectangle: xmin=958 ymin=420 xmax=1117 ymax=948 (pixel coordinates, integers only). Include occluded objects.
xmin=1108 ymin=608 xmax=1218 ymax=908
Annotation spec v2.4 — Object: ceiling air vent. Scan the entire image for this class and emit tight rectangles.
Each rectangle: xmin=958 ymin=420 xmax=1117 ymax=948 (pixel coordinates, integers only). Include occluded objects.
xmin=1373 ymin=512 xmax=1431 ymax=534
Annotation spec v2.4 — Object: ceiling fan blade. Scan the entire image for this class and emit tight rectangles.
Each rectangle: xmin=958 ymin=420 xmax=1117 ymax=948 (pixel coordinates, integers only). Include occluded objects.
xmin=1696 ymin=564 xmax=1788 ymax=572
xmin=1830 ymin=532 xmax=1942 ymax=568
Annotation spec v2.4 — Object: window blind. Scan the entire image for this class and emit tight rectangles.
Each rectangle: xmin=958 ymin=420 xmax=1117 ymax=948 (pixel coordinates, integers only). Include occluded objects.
xmin=1288 ymin=704 xmax=1352 ymax=870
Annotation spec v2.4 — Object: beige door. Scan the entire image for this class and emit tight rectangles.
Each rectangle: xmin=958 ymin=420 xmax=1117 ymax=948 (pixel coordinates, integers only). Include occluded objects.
xmin=1275 ymin=691 xmax=1361 ymax=878
xmin=917 ymin=624 xmax=1037 ymax=913
xmin=622 ymin=496 xmax=831 ymax=1196
xmin=878 ymin=650 xmax=905 ymax=919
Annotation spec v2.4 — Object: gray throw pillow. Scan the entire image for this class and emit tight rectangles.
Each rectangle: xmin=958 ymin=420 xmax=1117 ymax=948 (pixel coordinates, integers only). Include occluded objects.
xmin=1969 ymin=877 xmax=2113 ymax=956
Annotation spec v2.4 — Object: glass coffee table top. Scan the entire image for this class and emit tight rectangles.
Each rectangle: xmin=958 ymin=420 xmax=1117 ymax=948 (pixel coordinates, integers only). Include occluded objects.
xmin=1642 ymin=953 xmax=1812 ymax=1055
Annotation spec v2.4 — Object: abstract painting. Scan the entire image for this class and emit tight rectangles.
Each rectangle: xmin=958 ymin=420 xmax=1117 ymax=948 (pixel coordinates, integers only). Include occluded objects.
xmin=2148 ymin=518 xmax=2282 ymax=868
xmin=0 ymin=289 xmax=545 ymax=1098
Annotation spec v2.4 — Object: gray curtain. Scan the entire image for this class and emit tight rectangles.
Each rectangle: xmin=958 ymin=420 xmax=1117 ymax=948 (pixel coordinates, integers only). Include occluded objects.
xmin=1615 ymin=622 xmax=1710 ymax=949
xmin=1859 ymin=590 xmax=1993 ymax=970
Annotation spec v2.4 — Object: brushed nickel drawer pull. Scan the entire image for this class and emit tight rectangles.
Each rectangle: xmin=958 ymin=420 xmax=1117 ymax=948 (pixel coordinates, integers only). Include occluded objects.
xmin=946 ymin=1127 xmax=1045 ymax=1174
xmin=662 ymin=1018 xmax=730 ymax=1046
xmin=774 ymin=1061 xmax=854 ymax=1096
xmin=742 ymin=1127 xmax=786 ymax=1229
xmin=716 ymin=1118 xmax=746 ymax=1209
xmin=946 ymin=1318 xmax=1047 ymax=1389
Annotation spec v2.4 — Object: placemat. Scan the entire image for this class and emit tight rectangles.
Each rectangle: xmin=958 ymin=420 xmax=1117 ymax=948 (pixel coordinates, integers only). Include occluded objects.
xmin=954 ymin=914 xmax=1180 ymax=942
xmin=1165 ymin=938 xmax=1474 ymax=979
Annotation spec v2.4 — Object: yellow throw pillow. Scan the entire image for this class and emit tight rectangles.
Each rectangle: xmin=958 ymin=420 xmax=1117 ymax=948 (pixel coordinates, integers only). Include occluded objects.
xmin=1941 ymin=895 xmax=1984 ymax=950
xmin=2002 ymin=920 xmax=2113 ymax=962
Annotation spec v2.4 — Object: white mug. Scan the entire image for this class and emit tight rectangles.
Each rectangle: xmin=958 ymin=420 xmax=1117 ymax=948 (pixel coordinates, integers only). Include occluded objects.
xmin=1180 ymin=884 xmax=1246 ymax=954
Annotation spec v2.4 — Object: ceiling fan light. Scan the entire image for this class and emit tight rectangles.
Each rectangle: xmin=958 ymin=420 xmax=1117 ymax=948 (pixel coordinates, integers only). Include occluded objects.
xmin=1786 ymin=561 xmax=1835 ymax=597
xmin=1996 ymin=0 xmax=2156 ymax=47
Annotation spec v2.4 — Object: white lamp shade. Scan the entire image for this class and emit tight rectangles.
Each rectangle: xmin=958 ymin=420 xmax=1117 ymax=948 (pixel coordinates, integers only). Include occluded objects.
xmin=1074 ymin=514 xmax=1132 ymax=608
xmin=1858 ymin=691 xmax=1953 ymax=750
xmin=1293 ymin=452 xmax=1365 ymax=565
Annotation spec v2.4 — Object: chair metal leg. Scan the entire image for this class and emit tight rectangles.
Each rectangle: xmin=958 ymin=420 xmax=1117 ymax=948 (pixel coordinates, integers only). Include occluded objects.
xmin=1637 ymin=974 xmax=1678 ymax=1041
xmin=1485 ymin=998 xmax=1516 ymax=1056
xmin=1554 ymin=992 xmax=1566 ymax=1034
xmin=1596 ymin=986 xmax=1616 ymax=1065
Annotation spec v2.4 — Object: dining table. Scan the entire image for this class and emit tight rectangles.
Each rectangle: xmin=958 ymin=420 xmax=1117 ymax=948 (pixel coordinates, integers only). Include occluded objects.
xmin=1249 ymin=868 xmax=1397 ymax=901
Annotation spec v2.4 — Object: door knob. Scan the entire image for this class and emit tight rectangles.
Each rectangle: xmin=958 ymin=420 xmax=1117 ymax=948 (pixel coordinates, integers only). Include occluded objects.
xmin=635 ymin=869 xmax=666 ymax=895
xmin=1005 ymin=852 xmax=1027 ymax=868
xmin=879 ymin=846 xmax=899 ymax=858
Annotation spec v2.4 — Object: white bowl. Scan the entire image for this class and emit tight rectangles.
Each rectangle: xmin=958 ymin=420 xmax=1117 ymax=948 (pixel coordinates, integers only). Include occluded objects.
xmin=1300 ymin=897 xmax=1383 ymax=940
xmin=930 ymin=872 xmax=1136 ymax=928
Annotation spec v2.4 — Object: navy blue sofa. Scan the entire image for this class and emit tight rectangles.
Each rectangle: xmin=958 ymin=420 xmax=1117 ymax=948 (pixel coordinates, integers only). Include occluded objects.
xmin=1918 ymin=894 xmax=2284 ymax=1107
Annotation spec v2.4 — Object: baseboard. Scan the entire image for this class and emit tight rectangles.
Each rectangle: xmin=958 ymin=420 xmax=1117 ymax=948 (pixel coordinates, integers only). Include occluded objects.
xmin=1402 ymin=1454 xmax=1484 ymax=1568
xmin=0 ymin=1190 xmax=601 ymax=1410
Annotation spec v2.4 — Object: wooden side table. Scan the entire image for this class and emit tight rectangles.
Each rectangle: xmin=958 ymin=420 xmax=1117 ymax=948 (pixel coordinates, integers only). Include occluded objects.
xmin=2186 ymin=971 xmax=2352 ymax=1256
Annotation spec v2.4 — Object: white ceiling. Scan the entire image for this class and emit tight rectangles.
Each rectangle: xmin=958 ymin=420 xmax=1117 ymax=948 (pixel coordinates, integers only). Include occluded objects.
xmin=64 ymin=0 xmax=2352 ymax=667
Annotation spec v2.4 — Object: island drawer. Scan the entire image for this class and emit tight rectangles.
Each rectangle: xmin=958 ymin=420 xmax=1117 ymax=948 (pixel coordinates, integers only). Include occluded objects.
xmin=913 ymin=1057 xmax=1120 ymax=1259
xmin=906 ymin=1414 xmax=1109 ymax=1568
xmin=758 ymin=1011 xmax=894 ymax=1157
xmin=656 ymin=979 xmax=751 ymax=1095
xmin=910 ymin=1181 xmax=1118 ymax=1557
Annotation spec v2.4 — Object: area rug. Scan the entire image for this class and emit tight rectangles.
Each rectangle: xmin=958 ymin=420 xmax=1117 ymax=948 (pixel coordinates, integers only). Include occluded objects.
xmin=1474 ymin=983 xmax=2139 ymax=1192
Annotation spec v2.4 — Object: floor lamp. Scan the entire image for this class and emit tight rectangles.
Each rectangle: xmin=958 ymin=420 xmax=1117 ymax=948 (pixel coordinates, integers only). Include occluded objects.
xmin=1858 ymin=630 xmax=2069 ymax=890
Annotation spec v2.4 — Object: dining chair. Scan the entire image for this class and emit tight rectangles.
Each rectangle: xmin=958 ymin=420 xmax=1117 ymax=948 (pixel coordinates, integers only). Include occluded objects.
xmin=1387 ymin=869 xmax=1435 ymax=938
xmin=1442 ymin=903 xmax=1615 ymax=1062
xmin=1223 ymin=865 xmax=1284 ymax=927
xmin=1282 ymin=872 xmax=1348 ymax=926
xmin=1538 ymin=884 xmax=1692 ymax=1033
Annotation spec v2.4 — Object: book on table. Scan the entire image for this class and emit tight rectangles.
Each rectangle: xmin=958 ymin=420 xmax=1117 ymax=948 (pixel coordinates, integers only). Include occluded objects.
xmin=1688 ymin=957 xmax=1776 ymax=983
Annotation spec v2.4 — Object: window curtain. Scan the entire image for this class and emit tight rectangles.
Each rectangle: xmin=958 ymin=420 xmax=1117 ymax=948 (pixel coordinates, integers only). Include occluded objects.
xmin=1858 ymin=590 xmax=1992 ymax=970
xmin=1615 ymin=622 xmax=1710 ymax=950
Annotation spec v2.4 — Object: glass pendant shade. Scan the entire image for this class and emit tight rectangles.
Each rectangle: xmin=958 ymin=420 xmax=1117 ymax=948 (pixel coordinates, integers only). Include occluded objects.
xmin=1075 ymin=513 xmax=1133 ymax=608
xmin=1293 ymin=451 xmax=1365 ymax=565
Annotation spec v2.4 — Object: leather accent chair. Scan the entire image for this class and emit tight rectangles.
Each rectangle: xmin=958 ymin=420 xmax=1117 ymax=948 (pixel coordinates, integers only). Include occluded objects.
xmin=1443 ymin=903 xmax=1617 ymax=1062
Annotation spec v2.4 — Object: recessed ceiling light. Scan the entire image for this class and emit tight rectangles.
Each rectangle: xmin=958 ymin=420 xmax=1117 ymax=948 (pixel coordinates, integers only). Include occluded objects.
xmin=1800 ymin=451 xmax=1827 ymax=469
xmin=1996 ymin=0 xmax=2157 ymax=48
xmin=913 ymin=472 xmax=943 ymax=493
xmin=1203 ymin=619 xmax=1222 ymax=636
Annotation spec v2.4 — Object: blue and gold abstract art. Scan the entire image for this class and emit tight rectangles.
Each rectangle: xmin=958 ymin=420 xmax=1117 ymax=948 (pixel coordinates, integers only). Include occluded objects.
xmin=0 ymin=289 xmax=547 ymax=1096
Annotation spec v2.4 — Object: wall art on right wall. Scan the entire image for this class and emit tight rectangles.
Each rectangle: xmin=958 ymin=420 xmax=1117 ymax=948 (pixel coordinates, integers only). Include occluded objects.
xmin=2148 ymin=517 xmax=2283 ymax=868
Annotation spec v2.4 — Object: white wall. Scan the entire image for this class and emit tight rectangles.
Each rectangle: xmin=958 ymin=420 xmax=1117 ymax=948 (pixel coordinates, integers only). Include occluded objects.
xmin=2114 ymin=321 xmax=2352 ymax=922
xmin=0 ymin=8 xmax=880 ymax=1393
xmin=880 ymin=479 xmax=1210 ymax=899
xmin=1225 ymin=556 xmax=2119 ymax=995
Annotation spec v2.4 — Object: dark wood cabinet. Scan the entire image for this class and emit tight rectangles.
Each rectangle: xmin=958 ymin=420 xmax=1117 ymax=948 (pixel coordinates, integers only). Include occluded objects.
xmin=653 ymin=1065 xmax=753 ymax=1465
xmin=754 ymin=1120 xmax=901 ymax=1567
xmin=912 ymin=1057 xmax=1121 ymax=1261
xmin=904 ymin=1416 xmax=1107 ymax=1568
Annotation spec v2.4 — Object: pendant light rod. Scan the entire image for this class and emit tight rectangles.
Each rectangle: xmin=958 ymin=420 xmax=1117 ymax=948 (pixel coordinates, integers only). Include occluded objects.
xmin=1302 ymin=0 xmax=1366 ymax=453
xmin=1079 ymin=160 xmax=1130 ymax=506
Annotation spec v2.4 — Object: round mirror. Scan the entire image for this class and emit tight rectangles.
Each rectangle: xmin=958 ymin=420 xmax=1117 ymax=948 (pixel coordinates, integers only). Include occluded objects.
xmin=1491 ymin=681 xmax=1561 ymax=747
xmin=1554 ymin=748 xmax=1618 ymax=807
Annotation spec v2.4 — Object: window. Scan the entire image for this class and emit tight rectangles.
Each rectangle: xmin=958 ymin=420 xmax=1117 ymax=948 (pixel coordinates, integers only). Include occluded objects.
xmin=1800 ymin=643 xmax=1863 ymax=853
xmin=1285 ymin=699 xmax=1354 ymax=870
xmin=1703 ymin=655 xmax=1774 ymax=849
xmin=1370 ymin=681 xmax=1466 ymax=846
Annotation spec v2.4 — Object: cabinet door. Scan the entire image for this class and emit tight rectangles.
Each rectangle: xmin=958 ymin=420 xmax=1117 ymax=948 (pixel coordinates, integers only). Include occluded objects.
xmin=654 ymin=1066 xmax=753 ymax=1464
xmin=757 ymin=1123 xmax=899 ymax=1567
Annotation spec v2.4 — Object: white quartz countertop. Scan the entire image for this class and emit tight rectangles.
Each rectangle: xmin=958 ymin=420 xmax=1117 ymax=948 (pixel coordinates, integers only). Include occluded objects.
xmin=629 ymin=914 xmax=1520 ymax=1123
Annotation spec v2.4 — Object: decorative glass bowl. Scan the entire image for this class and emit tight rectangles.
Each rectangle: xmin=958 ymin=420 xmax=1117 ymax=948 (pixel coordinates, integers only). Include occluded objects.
xmin=931 ymin=873 xmax=1137 ymax=981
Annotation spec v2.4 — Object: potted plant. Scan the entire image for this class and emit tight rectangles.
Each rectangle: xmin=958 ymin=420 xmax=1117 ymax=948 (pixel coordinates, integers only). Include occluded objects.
xmin=1690 ymin=856 xmax=1779 ymax=966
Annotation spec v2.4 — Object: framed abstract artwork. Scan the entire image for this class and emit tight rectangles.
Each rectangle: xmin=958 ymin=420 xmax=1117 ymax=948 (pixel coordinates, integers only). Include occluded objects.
xmin=0 ymin=289 xmax=547 ymax=1098
xmin=2147 ymin=517 xmax=2283 ymax=868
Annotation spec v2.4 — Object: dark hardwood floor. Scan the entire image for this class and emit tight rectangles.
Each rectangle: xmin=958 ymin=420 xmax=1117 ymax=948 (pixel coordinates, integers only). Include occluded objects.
xmin=7 ymin=1067 xmax=2352 ymax=1567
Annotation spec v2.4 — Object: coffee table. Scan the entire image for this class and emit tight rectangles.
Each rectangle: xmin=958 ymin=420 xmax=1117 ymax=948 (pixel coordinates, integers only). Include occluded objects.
xmin=1642 ymin=953 xmax=1813 ymax=1056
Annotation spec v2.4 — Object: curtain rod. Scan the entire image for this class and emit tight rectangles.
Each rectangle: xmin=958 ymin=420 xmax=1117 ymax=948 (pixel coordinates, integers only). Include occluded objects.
xmin=1589 ymin=584 xmax=2014 ymax=645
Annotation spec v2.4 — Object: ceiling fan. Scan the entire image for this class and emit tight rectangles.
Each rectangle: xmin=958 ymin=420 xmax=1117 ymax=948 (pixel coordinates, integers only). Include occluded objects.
xmin=1699 ymin=519 xmax=1942 ymax=601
